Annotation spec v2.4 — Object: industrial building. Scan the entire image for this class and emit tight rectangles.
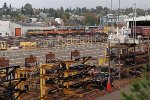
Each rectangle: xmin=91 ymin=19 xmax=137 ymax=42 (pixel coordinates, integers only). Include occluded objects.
xmin=0 ymin=20 xmax=53 ymax=37
xmin=0 ymin=20 xmax=11 ymax=37
xmin=125 ymin=15 xmax=150 ymax=28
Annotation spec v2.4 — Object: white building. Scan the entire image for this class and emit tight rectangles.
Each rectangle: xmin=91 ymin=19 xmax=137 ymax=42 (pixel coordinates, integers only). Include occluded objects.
xmin=0 ymin=20 xmax=53 ymax=37
xmin=29 ymin=18 xmax=38 ymax=23
xmin=55 ymin=18 xmax=64 ymax=25
xmin=0 ymin=20 xmax=11 ymax=37
xmin=125 ymin=15 xmax=150 ymax=28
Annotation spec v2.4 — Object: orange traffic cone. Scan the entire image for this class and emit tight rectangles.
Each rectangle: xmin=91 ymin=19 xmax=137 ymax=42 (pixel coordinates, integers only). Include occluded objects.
xmin=107 ymin=81 xmax=111 ymax=92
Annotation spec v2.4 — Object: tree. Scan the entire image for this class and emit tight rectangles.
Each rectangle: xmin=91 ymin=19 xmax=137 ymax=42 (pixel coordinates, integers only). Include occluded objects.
xmin=85 ymin=13 xmax=98 ymax=26
xmin=24 ymin=3 xmax=33 ymax=15
xmin=124 ymin=7 xmax=133 ymax=15
xmin=82 ymin=7 xmax=88 ymax=14
xmin=3 ymin=2 xmax=7 ymax=9
xmin=137 ymin=8 xmax=145 ymax=16
xmin=103 ymin=7 xmax=109 ymax=15
xmin=121 ymin=67 xmax=150 ymax=100
xmin=21 ymin=6 xmax=25 ymax=14
xmin=43 ymin=7 xmax=46 ymax=13
xmin=64 ymin=12 xmax=70 ymax=19
xmin=147 ymin=9 xmax=150 ymax=14
xmin=96 ymin=6 xmax=103 ymax=14
xmin=48 ymin=8 xmax=56 ymax=17
xmin=65 ymin=8 xmax=70 ymax=12
xmin=9 ymin=4 xmax=12 ymax=11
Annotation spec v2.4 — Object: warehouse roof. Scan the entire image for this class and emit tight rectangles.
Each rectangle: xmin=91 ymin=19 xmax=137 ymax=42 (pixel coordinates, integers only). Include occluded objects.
xmin=125 ymin=15 xmax=150 ymax=22
xmin=15 ymin=22 xmax=48 ymax=27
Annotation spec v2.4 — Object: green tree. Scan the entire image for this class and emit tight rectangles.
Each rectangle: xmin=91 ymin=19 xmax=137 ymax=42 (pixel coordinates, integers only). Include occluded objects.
xmin=9 ymin=4 xmax=12 ymax=10
xmin=96 ymin=6 xmax=103 ymax=14
xmin=3 ymin=2 xmax=7 ymax=9
xmin=21 ymin=6 xmax=25 ymax=14
xmin=85 ymin=13 xmax=98 ymax=26
xmin=82 ymin=7 xmax=88 ymax=14
xmin=65 ymin=8 xmax=70 ymax=12
xmin=124 ymin=7 xmax=133 ymax=15
xmin=137 ymin=8 xmax=145 ymax=16
xmin=64 ymin=12 xmax=70 ymax=19
xmin=121 ymin=68 xmax=150 ymax=100
xmin=103 ymin=7 xmax=109 ymax=15
xmin=147 ymin=9 xmax=150 ymax=14
xmin=47 ymin=8 xmax=55 ymax=17
xmin=24 ymin=3 xmax=33 ymax=15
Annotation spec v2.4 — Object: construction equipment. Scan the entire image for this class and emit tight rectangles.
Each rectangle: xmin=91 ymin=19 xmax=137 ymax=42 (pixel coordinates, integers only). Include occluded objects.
xmin=20 ymin=42 xmax=37 ymax=49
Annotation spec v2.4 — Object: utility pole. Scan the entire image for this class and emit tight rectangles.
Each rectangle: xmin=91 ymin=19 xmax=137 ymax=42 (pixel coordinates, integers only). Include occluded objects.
xmin=145 ymin=5 xmax=147 ymax=16
xmin=132 ymin=4 xmax=135 ymax=39
xmin=119 ymin=0 xmax=120 ymax=21
xmin=107 ymin=40 xmax=111 ymax=92
xmin=134 ymin=3 xmax=137 ymax=39
xmin=111 ymin=0 xmax=112 ymax=13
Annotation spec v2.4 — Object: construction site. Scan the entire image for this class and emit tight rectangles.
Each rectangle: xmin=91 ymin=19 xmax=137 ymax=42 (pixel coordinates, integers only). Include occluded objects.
xmin=1 ymin=0 xmax=150 ymax=98
xmin=0 ymin=24 xmax=150 ymax=100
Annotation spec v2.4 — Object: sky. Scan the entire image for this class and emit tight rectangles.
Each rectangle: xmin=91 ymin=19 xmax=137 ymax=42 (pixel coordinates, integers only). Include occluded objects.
xmin=0 ymin=0 xmax=150 ymax=9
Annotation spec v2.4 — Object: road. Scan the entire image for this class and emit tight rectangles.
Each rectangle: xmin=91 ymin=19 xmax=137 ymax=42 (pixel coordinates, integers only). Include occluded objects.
xmin=97 ymin=86 xmax=130 ymax=100
xmin=0 ymin=42 xmax=106 ymax=66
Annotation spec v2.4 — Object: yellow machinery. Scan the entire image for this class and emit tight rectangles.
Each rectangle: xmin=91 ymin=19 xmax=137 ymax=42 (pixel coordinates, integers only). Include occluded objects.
xmin=99 ymin=58 xmax=108 ymax=66
xmin=20 ymin=42 xmax=37 ymax=49
xmin=103 ymin=26 xmax=111 ymax=33
xmin=0 ymin=41 xmax=7 ymax=50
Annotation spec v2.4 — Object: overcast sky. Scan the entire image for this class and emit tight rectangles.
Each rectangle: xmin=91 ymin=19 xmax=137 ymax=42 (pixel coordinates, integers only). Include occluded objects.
xmin=0 ymin=0 xmax=149 ymax=9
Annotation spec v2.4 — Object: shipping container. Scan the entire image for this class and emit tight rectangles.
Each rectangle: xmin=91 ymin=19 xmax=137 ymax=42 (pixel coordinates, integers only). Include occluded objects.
xmin=131 ymin=26 xmax=150 ymax=36
xmin=142 ymin=27 xmax=150 ymax=36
